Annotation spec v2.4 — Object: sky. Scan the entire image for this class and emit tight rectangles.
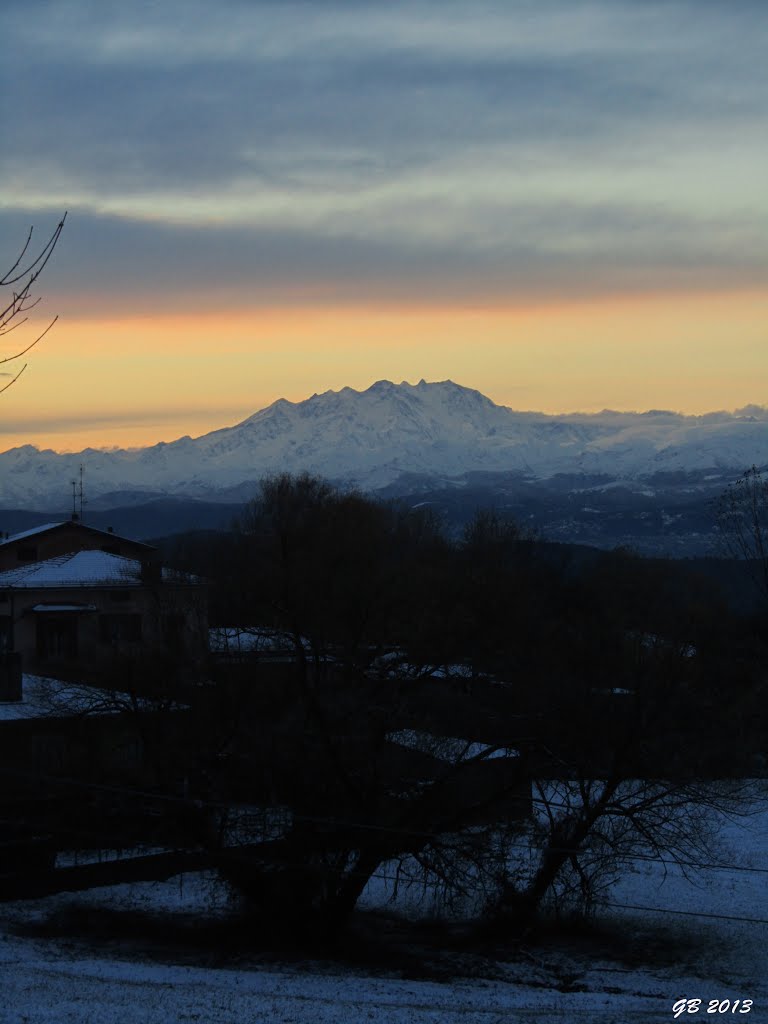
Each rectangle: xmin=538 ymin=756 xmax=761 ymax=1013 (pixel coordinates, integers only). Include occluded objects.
xmin=1 ymin=0 xmax=766 ymax=452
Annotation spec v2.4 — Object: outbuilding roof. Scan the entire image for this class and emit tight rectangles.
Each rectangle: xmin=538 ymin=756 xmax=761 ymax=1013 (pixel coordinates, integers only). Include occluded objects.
xmin=0 ymin=674 xmax=189 ymax=721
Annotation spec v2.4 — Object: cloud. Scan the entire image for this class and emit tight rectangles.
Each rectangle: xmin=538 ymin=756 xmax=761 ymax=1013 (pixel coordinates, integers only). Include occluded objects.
xmin=0 ymin=403 xmax=242 ymax=441
xmin=0 ymin=192 xmax=763 ymax=321
xmin=2 ymin=0 xmax=766 ymax=310
xmin=5 ymin=8 xmax=765 ymax=202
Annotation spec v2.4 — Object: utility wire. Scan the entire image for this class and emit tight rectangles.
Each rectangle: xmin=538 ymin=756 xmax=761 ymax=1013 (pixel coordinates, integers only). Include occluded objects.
xmin=597 ymin=899 xmax=768 ymax=927
xmin=1 ymin=767 xmax=767 ymax=885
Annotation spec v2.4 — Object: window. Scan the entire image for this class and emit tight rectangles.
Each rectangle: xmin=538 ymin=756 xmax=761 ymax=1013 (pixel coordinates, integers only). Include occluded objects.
xmin=36 ymin=616 xmax=78 ymax=660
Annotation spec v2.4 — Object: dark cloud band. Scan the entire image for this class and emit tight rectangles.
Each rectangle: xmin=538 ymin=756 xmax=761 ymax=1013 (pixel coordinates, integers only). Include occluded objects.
xmin=2 ymin=0 xmax=765 ymax=310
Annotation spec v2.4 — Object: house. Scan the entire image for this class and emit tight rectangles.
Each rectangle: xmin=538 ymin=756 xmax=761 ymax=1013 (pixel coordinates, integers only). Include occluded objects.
xmin=0 ymin=519 xmax=157 ymax=572
xmin=0 ymin=522 xmax=207 ymax=686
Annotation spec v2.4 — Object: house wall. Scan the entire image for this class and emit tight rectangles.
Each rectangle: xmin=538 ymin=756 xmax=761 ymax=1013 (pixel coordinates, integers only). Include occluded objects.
xmin=0 ymin=524 xmax=154 ymax=572
xmin=3 ymin=583 xmax=208 ymax=684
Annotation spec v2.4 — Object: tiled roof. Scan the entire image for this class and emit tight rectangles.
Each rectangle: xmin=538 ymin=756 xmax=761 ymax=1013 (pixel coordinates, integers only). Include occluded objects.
xmin=0 ymin=521 xmax=155 ymax=549
xmin=0 ymin=550 xmax=201 ymax=588
xmin=0 ymin=522 xmax=62 ymax=545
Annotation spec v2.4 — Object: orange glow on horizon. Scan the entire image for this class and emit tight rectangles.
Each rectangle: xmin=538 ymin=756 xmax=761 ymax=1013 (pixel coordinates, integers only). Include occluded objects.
xmin=1 ymin=287 xmax=765 ymax=453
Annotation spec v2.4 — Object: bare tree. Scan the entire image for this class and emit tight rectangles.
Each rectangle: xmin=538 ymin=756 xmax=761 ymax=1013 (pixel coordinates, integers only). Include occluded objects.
xmin=716 ymin=465 xmax=768 ymax=608
xmin=499 ymin=777 xmax=760 ymax=930
xmin=484 ymin=615 xmax=766 ymax=935
xmin=1 ymin=214 xmax=67 ymax=393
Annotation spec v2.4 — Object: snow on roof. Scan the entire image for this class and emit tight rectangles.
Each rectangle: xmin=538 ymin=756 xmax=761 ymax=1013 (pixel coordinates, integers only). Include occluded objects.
xmin=387 ymin=729 xmax=520 ymax=763
xmin=0 ymin=674 xmax=117 ymax=721
xmin=0 ymin=674 xmax=188 ymax=721
xmin=373 ymin=651 xmax=479 ymax=681
xmin=0 ymin=550 xmax=201 ymax=588
xmin=208 ymin=626 xmax=310 ymax=654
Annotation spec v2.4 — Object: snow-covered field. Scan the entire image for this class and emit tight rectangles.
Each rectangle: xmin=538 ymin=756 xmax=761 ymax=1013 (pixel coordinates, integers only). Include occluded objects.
xmin=1 ymin=799 xmax=766 ymax=1023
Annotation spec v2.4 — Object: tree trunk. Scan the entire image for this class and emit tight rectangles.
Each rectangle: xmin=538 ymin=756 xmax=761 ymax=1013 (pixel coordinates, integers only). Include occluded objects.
xmin=322 ymin=848 xmax=383 ymax=934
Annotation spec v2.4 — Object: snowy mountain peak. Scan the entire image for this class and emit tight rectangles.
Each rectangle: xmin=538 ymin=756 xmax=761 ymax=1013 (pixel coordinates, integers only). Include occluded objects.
xmin=1 ymin=381 xmax=767 ymax=509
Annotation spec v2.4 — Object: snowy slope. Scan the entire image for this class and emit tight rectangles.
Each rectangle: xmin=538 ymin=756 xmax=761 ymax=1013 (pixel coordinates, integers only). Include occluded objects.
xmin=1 ymin=793 xmax=767 ymax=1023
xmin=1 ymin=380 xmax=767 ymax=508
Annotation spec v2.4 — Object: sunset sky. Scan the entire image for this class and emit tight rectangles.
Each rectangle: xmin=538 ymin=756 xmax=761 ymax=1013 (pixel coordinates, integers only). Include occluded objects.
xmin=1 ymin=0 xmax=766 ymax=452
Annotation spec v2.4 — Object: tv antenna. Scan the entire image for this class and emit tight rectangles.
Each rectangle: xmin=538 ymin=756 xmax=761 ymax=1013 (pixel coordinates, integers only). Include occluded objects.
xmin=70 ymin=464 xmax=86 ymax=522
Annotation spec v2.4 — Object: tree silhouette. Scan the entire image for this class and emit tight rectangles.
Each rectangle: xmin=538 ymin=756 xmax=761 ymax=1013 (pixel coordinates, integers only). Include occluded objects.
xmin=716 ymin=465 xmax=768 ymax=610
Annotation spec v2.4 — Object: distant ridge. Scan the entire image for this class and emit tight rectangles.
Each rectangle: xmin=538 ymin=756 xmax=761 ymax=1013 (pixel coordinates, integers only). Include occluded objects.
xmin=1 ymin=380 xmax=767 ymax=509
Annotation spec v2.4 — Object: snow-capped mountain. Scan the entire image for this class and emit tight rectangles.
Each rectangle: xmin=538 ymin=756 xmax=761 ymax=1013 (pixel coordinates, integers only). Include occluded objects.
xmin=1 ymin=380 xmax=767 ymax=509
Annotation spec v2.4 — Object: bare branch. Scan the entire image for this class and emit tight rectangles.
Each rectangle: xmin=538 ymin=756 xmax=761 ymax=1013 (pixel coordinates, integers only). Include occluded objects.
xmin=0 ymin=225 xmax=34 ymax=284
xmin=0 ymin=214 xmax=66 ymax=287
xmin=715 ymin=466 xmax=768 ymax=606
xmin=0 ymin=362 xmax=27 ymax=395
xmin=0 ymin=315 xmax=58 ymax=365
xmin=0 ymin=214 xmax=66 ymax=387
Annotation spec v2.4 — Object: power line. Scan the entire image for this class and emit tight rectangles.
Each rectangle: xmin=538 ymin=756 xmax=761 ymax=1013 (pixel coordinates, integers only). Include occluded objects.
xmin=1 ymin=766 xmax=766 ymax=884
xmin=597 ymin=899 xmax=768 ymax=927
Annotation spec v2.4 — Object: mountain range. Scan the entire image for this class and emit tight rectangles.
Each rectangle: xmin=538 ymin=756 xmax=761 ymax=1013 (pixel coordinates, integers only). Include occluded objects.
xmin=1 ymin=380 xmax=767 ymax=511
